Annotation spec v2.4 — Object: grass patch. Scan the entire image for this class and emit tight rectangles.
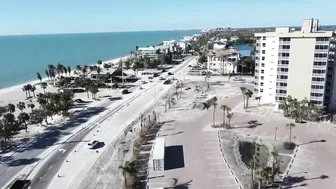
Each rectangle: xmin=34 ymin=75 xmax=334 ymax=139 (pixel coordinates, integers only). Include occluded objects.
xmin=239 ymin=141 xmax=269 ymax=168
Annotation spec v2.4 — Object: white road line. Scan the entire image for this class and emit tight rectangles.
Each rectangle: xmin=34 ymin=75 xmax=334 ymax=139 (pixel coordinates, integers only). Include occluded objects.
xmin=262 ymin=132 xmax=266 ymax=137
xmin=306 ymin=123 xmax=310 ymax=128
xmin=284 ymin=135 xmax=288 ymax=141
xmin=295 ymin=136 xmax=300 ymax=143
xmin=206 ymin=157 xmax=222 ymax=159
xmin=250 ymin=129 xmax=258 ymax=136
xmin=329 ymin=126 xmax=332 ymax=131
xmin=210 ymin=168 xmax=229 ymax=171
xmin=216 ymin=184 xmax=238 ymax=187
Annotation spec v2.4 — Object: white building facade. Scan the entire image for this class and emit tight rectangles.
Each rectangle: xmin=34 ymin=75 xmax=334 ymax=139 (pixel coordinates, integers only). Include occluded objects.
xmin=254 ymin=18 xmax=336 ymax=110
xmin=137 ymin=46 xmax=158 ymax=59
xmin=213 ymin=41 xmax=226 ymax=50
xmin=207 ymin=49 xmax=240 ymax=74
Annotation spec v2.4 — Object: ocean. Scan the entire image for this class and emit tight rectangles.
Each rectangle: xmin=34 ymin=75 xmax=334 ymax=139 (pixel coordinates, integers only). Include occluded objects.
xmin=0 ymin=30 xmax=198 ymax=89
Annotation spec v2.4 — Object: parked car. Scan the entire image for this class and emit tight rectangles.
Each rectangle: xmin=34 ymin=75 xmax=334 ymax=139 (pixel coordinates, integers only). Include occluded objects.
xmin=122 ymin=89 xmax=129 ymax=94
xmin=163 ymin=80 xmax=171 ymax=85
xmin=87 ymin=140 xmax=99 ymax=149
xmin=295 ymin=118 xmax=306 ymax=124
xmin=75 ymin=98 xmax=84 ymax=103
xmin=168 ymin=72 xmax=174 ymax=75
xmin=141 ymin=81 xmax=147 ymax=84
xmin=159 ymin=77 xmax=166 ymax=80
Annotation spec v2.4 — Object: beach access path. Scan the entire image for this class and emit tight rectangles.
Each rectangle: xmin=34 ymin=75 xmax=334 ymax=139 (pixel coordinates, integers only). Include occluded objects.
xmin=4 ymin=56 xmax=196 ymax=189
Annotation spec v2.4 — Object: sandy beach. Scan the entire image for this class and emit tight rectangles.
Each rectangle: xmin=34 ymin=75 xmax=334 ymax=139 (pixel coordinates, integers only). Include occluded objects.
xmin=0 ymin=55 xmax=130 ymax=143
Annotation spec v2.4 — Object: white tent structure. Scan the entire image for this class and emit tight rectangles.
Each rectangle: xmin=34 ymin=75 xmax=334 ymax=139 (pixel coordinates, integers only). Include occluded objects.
xmin=152 ymin=137 xmax=165 ymax=171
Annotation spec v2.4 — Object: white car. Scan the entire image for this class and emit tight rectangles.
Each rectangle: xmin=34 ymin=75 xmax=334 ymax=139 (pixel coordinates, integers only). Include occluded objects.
xmin=87 ymin=140 xmax=99 ymax=149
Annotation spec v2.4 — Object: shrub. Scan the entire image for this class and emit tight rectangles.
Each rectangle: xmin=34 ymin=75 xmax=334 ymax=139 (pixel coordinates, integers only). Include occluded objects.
xmin=283 ymin=141 xmax=296 ymax=150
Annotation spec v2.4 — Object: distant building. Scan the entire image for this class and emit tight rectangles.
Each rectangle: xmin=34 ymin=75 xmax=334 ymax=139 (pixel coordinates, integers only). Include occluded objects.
xmin=183 ymin=36 xmax=193 ymax=41
xmin=254 ymin=18 xmax=336 ymax=110
xmin=162 ymin=40 xmax=176 ymax=46
xmin=137 ymin=46 xmax=158 ymax=59
xmin=207 ymin=49 xmax=240 ymax=74
xmin=213 ymin=41 xmax=226 ymax=50
xmin=230 ymin=36 xmax=239 ymax=41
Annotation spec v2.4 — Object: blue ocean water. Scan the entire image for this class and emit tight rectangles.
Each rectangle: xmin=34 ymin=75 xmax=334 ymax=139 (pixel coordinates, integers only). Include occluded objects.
xmin=0 ymin=30 xmax=198 ymax=89
xmin=234 ymin=44 xmax=253 ymax=56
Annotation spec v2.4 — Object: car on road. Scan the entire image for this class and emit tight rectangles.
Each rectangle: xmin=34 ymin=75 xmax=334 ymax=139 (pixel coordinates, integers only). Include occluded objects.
xmin=141 ymin=81 xmax=147 ymax=84
xmin=233 ymin=76 xmax=246 ymax=81
xmin=163 ymin=80 xmax=171 ymax=85
xmin=159 ymin=77 xmax=166 ymax=80
xmin=75 ymin=98 xmax=84 ymax=103
xmin=122 ymin=89 xmax=130 ymax=94
xmin=168 ymin=72 xmax=174 ymax=75
xmin=295 ymin=118 xmax=306 ymax=124
xmin=88 ymin=140 xmax=99 ymax=149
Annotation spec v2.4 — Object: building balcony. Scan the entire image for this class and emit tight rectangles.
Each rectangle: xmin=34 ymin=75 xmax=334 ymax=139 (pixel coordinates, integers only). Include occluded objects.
xmin=313 ymin=65 xmax=327 ymax=70
xmin=277 ymin=71 xmax=288 ymax=75
xmin=276 ymin=79 xmax=288 ymax=83
xmin=256 ymin=39 xmax=261 ymax=43
xmin=278 ymin=56 xmax=290 ymax=60
xmin=276 ymin=86 xmax=287 ymax=90
xmin=311 ymin=88 xmax=325 ymax=93
xmin=256 ymin=46 xmax=261 ymax=51
xmin=310 ymin=96 xmax=324 ymax=101
xmin=314 ymin=57 xmax=328 ymax=61
xmin=311 ymin=81 xmax=325 ymax=85
xmin=279 ymin=41 xmax=291 ymax=45
xmin=315 ymin=41 xmax=329 ymax=45
xmin=276 ymin=93 xmax=287 ymax=97
xmin=278 ymin=49 xmax=290 ymax=53
xmin=312 ymin=73 xmax=326 ymax=77
xmin=277 ymin=64 xmax=289 ymax=68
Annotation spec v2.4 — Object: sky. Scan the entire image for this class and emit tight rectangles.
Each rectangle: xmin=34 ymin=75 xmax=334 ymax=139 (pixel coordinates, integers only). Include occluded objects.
xmin=0 ymin=0 xmax=335 ymax=35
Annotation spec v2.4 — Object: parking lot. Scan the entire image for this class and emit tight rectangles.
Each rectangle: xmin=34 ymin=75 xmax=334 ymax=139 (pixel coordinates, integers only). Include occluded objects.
xmin=228 ymin=104 xmax=336 ymax=189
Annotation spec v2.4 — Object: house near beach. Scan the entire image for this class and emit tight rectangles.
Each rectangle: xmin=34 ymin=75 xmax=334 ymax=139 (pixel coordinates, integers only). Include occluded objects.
xmin=207 ymin=49 xmax=240 ymax=74
xmin=137 ymin=46 xmax=158 ymax=59
xmin=213 ymin=41 xmax=226 ymax=50
xmin=88 ymin=68 xmax=137 ymax=83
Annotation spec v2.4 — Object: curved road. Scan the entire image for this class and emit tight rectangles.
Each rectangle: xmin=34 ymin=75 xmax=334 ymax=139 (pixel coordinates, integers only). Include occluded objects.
xmin=4 ymin=56 xmax=195 ymax=189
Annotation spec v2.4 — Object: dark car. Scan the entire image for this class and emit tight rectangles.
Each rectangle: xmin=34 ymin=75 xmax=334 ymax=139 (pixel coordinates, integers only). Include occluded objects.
xmin=295 ymin=118 xmax=306 ymax=124
xmin=168 ymin=72 xmax=174 ymax=75
xmin=122 ymin=89 xmax=129 ymax=94
xmin=159 ymin=77 xmax=166 ymax=80
xmin=163 ymin=80 xmax=171 ymax=85
xmin=75 ymin=98 xmax=84 ymax=103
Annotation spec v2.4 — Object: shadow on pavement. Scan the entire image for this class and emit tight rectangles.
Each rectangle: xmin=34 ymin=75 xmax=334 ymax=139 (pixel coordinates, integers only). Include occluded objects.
xmin=160 ymin=131 xmax=184 ymax=137
xmin=299 ymin=139 xmax=326 ymax=146
xmin=282 ymin=174 xmax=329 ymax=188
xmin=14 ymin=106 xmax=107 ymax=154
xmin=164 ymin=145 xmax=185 ymax=170
xmin=91 ymin=142 xmax=105 ymax=149
xmin=108 ymin=96 xmax=123 ymax=101
xmin=6 ymin=157 xmax=40 ymax=167
xmin=168 ymin=179 xmax=192 ymax=189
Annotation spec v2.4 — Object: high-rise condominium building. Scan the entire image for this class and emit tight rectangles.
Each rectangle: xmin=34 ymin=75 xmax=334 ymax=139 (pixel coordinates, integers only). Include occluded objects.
xmin=254 ymin=18 xmax=336 ymax=110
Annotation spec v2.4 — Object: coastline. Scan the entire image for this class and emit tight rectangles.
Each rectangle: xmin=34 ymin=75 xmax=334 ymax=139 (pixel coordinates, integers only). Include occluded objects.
xmin=0 ymin=55 xmax=129 ymax=96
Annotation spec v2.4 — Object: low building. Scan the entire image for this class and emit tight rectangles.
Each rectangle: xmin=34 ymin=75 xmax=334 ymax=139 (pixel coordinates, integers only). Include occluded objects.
xmin=207 ymin=49 xmax=240 ymax=74
xmin=183 ymin=36 xmax=193 ymax=41
xmin=162 ymin=40 xmax=176 ymax=46
xmin=137 ymin=46 xmax=158 ymax=59
xmin=230 ymin=36 xmax=239 ymax=41
xmin=155 ymin=45 xmax=171 ymax=54
xmin=213 ymin=41 xmax=226 ymax=50
xmin=89 ymin=68 xmax=137 ymax=83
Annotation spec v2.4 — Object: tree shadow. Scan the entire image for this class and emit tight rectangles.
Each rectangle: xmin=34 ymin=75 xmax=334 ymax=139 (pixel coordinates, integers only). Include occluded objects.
xmin=5 ymin=157 xmax=40 ymax=167
xmin=282 ymin=175 xmax=329 ymax=188
xmin=160 ymin=131 xmax=184 ymax=137
xmin=14 ymin=106 xmax=107 ymax=153
xmin=164 ymin=145 xmax=185 ymax=170
xmin=299 ymin=139 xmax=326 ymax=146
xmin=167 ymin=179 xmax=192 ymax=189
xmin=231 ymin=120 xmax=263 ymax=129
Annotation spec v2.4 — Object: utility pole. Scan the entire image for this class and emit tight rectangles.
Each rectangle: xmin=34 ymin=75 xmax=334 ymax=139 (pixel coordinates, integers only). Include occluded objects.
xmin=274 ymin=127 xmax=278 ymax=141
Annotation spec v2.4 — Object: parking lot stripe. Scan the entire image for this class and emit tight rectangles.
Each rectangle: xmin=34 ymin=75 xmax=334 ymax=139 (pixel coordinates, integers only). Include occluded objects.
xmin=206 ymin=157 xmax=222 ymax=159
xmin=210 ymin=168 xmax=230 ymax=171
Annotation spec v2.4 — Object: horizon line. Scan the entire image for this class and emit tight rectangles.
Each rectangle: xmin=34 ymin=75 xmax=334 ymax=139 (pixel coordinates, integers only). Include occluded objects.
xmin=0 ymin=28 xmax=201 ymax=37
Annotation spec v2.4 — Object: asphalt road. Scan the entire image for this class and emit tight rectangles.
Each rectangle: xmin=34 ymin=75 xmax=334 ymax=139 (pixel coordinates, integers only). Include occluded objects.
xmin=0 ymin=97 xmax=117 ymax=188
xmin=4 ymin=56 xmax=195 ymax=189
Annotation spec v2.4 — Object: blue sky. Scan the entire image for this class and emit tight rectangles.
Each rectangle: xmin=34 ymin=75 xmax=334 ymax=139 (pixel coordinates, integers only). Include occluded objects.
xmin=0 ymin=0 xmax=334 ymax=35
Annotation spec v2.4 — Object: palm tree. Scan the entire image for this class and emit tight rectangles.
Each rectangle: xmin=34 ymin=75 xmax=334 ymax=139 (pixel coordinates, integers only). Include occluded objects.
xmin=240 ymin=87 xmax=247 ymax=108
xmin=270 ymin=151 xmax=279 ymax=183
xmin=82 ymin=65 xmax=88 ymax=78
xmin=220 ymin=105 xmax=228 ymax=127
xmin=240 ymin=60 xmax=248 ymax=74
xmin=16 ymin=102 xmax=25 ymax=112
xmin=67 ymin=66 xmax=71 ymax=75
xmin=56 ymin=63 xmax=64 ymax=76
xmin=212 ymin=102 xmax=218 ymax=126
xmin=250 ymin=153 xmax=259 ymax=188
xmin=30 ymin=109 xmax=44 ymax=126
xmin=18 ymin=112 xmax=30 ymax=132
xmin=40 ymin=82 xmax=48 ymax=94
xmin=6 ymin=104 xmax=15 ymax=113
xmin=31 ymin=85 xmax=36 ymax=98
xmin=37 ymin=72 xmax=42 ymax=82
xmin=97 ymin=60 xmax=102 ymax=65
xmin=226 ymin=112 xmax=233 ymax=129
xmin=286 ymin=122 xmax=296 ymax=143
xmin=27 ymin=103 xmax=35 ymax=111
xmin=76 ymin=65 xmax=82 ymax=73
xmin=62 ymin=66 xmax=68 ymax=76
xmin=26 ymin=84 xmax=33 ymax=97
xmin=255 ymin=96 xmax=262 ymax=106
xmin=45 ymin=69 xmax=50 ymax=81
xmin=255 ymin=167 xmax=268 ymax=188
xmin=119 ymin=161 xmax=137 ymax=188
xmin=89 ymin=83 xmax=99 ymax=99
xmin=22 ymin=85 xmax=28 ymax=99
xmin=245 ymin=90 xmax=253 ymax=108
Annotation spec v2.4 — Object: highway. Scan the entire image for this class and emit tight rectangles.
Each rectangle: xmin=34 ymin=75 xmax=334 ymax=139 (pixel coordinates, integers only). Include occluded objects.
xmin=3 ymin=56 xmax=195 ymax=189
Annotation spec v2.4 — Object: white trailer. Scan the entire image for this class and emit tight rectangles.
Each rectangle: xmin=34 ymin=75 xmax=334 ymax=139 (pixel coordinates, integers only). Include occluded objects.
xmin=152 ymin=137 xmax=165 ymax=171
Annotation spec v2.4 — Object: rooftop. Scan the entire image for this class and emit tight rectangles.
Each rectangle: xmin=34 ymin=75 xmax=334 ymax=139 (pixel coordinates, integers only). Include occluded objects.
xmin=138 ymin=46 xmax=156 ymax=51
xmin=208 ymin=49 xmax=240 ymax=57
xmin=153 ymin=137 xmax=165 ymax=159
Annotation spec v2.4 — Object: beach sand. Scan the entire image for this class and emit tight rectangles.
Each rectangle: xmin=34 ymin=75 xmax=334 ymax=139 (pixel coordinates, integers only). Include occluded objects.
xmin=0 ymin=55 xmax=130 ymax=144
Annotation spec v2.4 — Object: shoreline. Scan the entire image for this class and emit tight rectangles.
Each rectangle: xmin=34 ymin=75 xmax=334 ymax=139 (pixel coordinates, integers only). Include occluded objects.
xmin=0 ymin=55 xmax=130 ymax=96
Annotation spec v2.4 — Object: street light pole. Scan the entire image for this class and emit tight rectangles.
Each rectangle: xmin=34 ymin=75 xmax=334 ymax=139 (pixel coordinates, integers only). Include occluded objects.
xmin=274 ymin=127 xmax=278 ymax=141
